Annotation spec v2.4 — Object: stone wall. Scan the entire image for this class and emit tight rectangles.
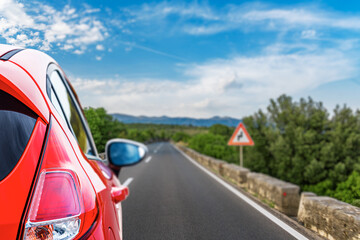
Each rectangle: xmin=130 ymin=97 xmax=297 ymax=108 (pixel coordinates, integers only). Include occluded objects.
xmin=298 ymin=192 xmax=360 ymax=240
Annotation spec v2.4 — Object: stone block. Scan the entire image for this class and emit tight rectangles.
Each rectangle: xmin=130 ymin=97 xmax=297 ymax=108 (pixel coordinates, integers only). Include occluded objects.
xmin=247 ymin=173 xmax=300 ymax=216
xmin=222 ymin=164 xmax=250 ymax=186
xmin=208 ymin=158 xmax=226 ymax=175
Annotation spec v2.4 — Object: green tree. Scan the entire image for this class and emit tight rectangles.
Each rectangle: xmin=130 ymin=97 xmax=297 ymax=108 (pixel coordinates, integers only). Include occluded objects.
xmin=242 ymin=96 xmax=360 ymax=205
xmin=84 ymin=107 xmax=127 ymax=152
xmin=209 ymin=124 xmax=233 ymax=137
xmin=243 ymin=110 xmax=275 ymax=175
xmin=333 ymin=171 xmax=360 ymax=206
xmin=172 ymin=132 xmax=191 ymax=143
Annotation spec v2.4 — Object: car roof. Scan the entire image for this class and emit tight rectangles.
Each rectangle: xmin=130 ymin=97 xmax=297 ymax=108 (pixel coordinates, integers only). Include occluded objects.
xmin=0 ymin=44 xmax=55 ymax=123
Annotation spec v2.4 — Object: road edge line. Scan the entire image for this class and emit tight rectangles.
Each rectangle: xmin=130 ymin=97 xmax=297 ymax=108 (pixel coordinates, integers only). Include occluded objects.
xmin=154 ymin=143 xmax=163 ymax=153
xmin=173 ymin=144 xmax=308 ymax=240
xmin=122 ymin=177 xmax=134 ymax=187
xmin=145 ymin=156 xmax=152 ymax=163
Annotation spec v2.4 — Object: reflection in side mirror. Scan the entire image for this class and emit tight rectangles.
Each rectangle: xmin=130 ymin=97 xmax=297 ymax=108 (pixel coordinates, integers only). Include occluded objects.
xmin=105 ymin=139 xmax=148 ymax=167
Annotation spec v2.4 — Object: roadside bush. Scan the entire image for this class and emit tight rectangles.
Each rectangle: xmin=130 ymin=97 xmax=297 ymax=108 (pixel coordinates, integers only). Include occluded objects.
xmin=172 ymin=132 xmax=191 ymax=143
xmin=188 ymin=133 xmax=238 ymax=163
xmin=333 ymin=171 xmax=360 ymax=205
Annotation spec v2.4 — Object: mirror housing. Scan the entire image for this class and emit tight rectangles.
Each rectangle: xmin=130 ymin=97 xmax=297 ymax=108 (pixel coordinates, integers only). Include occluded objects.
xmin=105 ymin=139 xmax=147 ymax=173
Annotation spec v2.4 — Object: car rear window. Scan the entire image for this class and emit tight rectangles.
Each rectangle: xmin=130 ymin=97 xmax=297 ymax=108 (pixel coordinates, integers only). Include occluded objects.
xmin=0 ymin=90 xmax=37 ymax=181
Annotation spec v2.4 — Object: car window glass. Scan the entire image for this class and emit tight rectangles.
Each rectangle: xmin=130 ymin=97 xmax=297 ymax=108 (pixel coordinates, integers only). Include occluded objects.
xmin=49 ymin=71 xmax=93 ymax=156
xmin=0 ymin=90 xmax=37 ymax=181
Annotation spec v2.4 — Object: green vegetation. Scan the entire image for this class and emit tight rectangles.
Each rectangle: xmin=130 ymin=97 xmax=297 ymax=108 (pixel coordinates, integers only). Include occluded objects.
xmin=187 ymin=124 xmax=238 ymax=163
xmin=84 ymin=107 xmax=127 ymax=152
xmin=240 ymin=95 xmax=360 ymax=206
xmin=84 ymin=95 xmax=360 ymax=207
xmin=83 ymin=107 xmax=207 ymax=152
xmin=188 ymin=133 xmax=238 ymax=163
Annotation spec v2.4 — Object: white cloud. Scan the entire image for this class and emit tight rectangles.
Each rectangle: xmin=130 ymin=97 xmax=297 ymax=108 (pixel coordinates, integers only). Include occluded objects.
xmin=186 ymin=50 xmax=354 ymax=97
xmin=62 ymin=44 xmax=74 ymax=50
xmin=70 ymin=45 xmax=357 ymax=118
xmin=183 ymin=24 xmax=229 ymax=35
xmin=96 ymin=44 xmax=104 ymax=50
xmin=118 ymin=41 xmax=186 ymax=61
xmin=74 ymin=49 xmax=84 ymax=55
xmin=125 ymin=2 xmax=360 ymax=36
xmin=238 ymin=8 xmax=360 ymax=31
xmin=0 ymin=0 xmax=107 ymax=53
xmin=0 ymin=0 xmax=35 ymax=27
xmin=128 ymin=2 xmax=218 ymax=21
xmin=301 ymin=30 xmax=317 ymax=39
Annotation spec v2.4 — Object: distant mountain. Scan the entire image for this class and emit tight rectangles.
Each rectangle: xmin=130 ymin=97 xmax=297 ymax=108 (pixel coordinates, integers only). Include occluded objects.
xmin=111 ymin=113 xmax=241 ymax=127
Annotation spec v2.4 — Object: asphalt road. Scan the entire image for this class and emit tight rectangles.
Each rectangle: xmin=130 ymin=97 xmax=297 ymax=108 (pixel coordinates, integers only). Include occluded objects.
xmin=119 ymin=142 xmax=308 ymax=240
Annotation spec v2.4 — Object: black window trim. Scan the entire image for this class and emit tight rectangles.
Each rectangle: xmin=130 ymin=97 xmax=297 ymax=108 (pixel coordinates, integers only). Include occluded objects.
xmin=0 ymin=49 xmax=24 ymax=61
xmin=49 ymin=79 xmax=74 ymax=137
xmin=46 ymin=63 xmax=99 ymax=158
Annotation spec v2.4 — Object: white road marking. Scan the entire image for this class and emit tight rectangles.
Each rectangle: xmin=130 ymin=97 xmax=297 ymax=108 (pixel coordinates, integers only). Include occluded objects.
xmin=153 ymin=143 xmax=163 ymax=153
xmin=122 ymin=177 xmax=134 ymax=187
xmin=173 ymin=144 xmax=309 ymax=240
xmin=145 ymin=156 xmax=152 ymax=163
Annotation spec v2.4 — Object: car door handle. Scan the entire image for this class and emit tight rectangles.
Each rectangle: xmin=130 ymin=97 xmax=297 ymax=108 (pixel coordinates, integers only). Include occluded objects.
xmin=111 ymin=186 xmax=129 ymax=203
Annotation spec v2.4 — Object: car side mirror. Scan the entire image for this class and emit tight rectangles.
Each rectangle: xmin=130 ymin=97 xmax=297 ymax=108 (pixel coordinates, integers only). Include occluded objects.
xmin=105 ymin=139 xmax=147 ymax=173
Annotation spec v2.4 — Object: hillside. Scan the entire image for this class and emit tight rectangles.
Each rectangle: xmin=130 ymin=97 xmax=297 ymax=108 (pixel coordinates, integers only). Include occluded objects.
xmin=111 ymin=113 xmax=241 ymax=127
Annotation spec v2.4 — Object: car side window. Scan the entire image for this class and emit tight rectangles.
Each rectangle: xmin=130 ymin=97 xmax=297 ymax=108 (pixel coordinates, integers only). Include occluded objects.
xmin=49 ymin=70 xmax=95 ymax=156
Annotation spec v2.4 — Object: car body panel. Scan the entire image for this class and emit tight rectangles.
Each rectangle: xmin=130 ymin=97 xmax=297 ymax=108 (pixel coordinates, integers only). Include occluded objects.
xmin=9 ymin=48 xmax=54 ymax=99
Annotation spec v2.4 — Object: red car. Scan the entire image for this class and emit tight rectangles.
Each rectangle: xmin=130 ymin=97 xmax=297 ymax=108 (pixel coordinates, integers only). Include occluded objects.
xmin=0 ymin=44 xmax=147 ymax=240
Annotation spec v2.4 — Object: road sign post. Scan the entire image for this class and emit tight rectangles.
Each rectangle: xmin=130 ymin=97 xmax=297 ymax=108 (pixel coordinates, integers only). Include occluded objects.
xmin=240 ymin=146 xmax=243 ymax=167
xmin=228 ymin=123 xmax=254 ymax=167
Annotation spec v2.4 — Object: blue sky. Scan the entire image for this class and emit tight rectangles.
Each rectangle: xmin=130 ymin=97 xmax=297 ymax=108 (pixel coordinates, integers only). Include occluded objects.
xmin=1 ymin=0 xmax=360 ymax=118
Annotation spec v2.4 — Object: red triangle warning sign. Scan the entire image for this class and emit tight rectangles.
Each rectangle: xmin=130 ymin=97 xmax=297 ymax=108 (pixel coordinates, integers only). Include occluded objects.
xmin=228 ymin=123 xmax=254 ymax=146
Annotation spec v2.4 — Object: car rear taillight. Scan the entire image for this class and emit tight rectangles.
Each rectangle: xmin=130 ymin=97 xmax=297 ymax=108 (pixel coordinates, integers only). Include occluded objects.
xmin=23 ymin=170 xmax=82 ymax=240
